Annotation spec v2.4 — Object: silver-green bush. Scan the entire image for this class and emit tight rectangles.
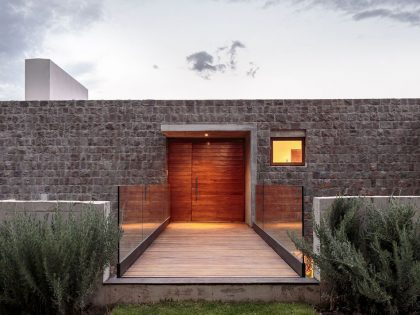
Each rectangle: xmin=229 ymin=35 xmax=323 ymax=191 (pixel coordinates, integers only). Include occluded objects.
xmin=0 ymin=205 xmax=121 ymax=315
xmin=292 ymin=198 xmax=420 ymax=314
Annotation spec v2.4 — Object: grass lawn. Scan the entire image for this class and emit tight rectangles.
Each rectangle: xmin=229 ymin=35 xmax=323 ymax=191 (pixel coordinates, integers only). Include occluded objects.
xmin=112 ymin=301 xmax=315 ymax=315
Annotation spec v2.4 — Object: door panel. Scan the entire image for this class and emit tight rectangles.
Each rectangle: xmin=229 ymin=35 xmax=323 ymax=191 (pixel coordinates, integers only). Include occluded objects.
xmin=168 ymin=141 xmax=192 ymax=221
xmin=168 ymin=139 xmax=245 ymax=222
xmin=191 ymin=139 xmax=244 ymax=222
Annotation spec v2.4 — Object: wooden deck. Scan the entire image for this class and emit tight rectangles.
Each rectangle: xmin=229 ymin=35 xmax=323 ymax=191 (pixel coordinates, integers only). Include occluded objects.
xmin=123 ymin=222 xmax=299 ymax=278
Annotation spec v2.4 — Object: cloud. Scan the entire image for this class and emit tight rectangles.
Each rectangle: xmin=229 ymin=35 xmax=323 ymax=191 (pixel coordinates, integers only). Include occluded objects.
xmin=353 ymin=8 xmax=420 ymax=25
xmin=228 ymin=40 xmax=246 ymax=69
xmin=186 ymin=51 xmax=226 ymax=79
xmin=186 ymin=40 xmax=248 ymax=79
xmin=67 ymin=62 xmax=96 ymax=77
xmin=0 ymin=0 xmax=103 ymax=57
xmin=262 ymin=0 xmax=282 ymax=9
xmin=0 ymin=0 xmax=103 ymax=100
xmin=309 ymin=0 xmax=420 ymax=26
xmin=353 ymin=8 xmax=394 ymax=21
xmin=246 ymin=62 xmax=259 ymax=78
xmin=0 ymin=82 xmax=22 ymax=101
xmin=187 ymin=51 xmax=216 ymax=72
xmin=226 ymin=0 xmax=420 ymax=26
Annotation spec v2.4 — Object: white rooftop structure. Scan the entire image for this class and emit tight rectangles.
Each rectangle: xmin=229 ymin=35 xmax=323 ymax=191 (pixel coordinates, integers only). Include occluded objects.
xmin=25 ymin=58 xmax=88 ymax=101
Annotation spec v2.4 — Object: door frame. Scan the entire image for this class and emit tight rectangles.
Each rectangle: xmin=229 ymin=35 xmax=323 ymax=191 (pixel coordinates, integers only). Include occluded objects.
xmin=161 ymin=124 xmax=257 ymax=226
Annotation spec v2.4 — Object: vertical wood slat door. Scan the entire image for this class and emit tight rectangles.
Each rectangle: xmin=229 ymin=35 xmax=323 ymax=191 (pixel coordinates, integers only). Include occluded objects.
xmin=168 ymin=139 xmax=245 ymax=222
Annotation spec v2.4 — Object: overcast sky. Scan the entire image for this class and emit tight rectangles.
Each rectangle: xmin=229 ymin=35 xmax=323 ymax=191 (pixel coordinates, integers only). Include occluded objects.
xmin=1 ymin=0 xmax=420 ymax=100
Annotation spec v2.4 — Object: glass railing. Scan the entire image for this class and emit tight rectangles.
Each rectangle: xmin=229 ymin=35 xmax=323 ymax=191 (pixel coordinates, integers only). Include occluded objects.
xmin=118 ymin=184 xmax=170 ymax=263
xmin=255 ymin=183 xmax=304 ymax=264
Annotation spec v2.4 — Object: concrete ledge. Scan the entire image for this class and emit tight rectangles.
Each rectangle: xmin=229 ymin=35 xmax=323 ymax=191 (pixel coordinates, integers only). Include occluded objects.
xmin=94 ymin=283 xmax=320 ymax=305
xmin=0 ymin=200 xmax=110 ymax=222
xmin=161 ymin=124 xmax=257 ymax=132
xmin=0 ymin=200 xmax=109 ymax=214
xmin=270 ymin=130 xmax=305 ymax=138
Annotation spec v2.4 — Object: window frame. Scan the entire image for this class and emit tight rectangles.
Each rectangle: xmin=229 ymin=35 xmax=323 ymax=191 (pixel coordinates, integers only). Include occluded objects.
xmin=270 ymin=137 xmax=306 ymax=166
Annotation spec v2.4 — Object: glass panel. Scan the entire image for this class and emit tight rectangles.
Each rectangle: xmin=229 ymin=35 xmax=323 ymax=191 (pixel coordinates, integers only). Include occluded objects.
xmin=263 ymin=185 xmax=303 ymax=262
xmin=272 ymin=140 xmax=303 ymax=164
xmin=118 ymin=183 xmax=170 ymax=264
xmin=255 ymin=183 xmax=303 ymax=263
xmin=142 ymin=184 xmax=170 ymax=239
xmin=119 ymin=185 xmax=144 ymax=262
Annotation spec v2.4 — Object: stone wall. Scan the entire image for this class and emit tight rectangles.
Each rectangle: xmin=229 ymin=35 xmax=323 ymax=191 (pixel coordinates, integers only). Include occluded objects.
xmin=1 ymin=99 xmax=419 ymax=236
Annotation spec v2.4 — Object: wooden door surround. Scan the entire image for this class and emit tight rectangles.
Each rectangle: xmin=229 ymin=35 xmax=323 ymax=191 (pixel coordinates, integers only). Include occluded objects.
xmin=168 ymin=139 xmax=245 ymax=222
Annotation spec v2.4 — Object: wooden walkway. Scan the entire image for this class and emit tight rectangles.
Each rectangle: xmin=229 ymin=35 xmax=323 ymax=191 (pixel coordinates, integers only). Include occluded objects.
xmin=123 ymin=222 xmax=298 ymax=278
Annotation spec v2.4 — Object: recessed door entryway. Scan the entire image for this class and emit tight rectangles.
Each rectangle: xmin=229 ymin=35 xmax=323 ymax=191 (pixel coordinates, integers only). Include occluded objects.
xmin=168 ymin=139 xmax=245 ymax=222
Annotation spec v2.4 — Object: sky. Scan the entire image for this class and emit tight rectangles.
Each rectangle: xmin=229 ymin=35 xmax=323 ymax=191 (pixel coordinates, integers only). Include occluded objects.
xmin=1 ymin=0 xmax=420 ymax=100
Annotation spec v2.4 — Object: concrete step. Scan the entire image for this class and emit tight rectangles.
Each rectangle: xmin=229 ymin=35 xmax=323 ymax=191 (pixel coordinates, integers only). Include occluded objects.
xmin=94 ymin=277 xmax=320 ymax=305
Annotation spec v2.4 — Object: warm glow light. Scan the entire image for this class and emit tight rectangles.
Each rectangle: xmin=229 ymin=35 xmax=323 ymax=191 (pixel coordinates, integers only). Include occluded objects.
xmin=272 ymin=139 xmax=303 ymax=164
xmin=305 ymin=257 xmax=314 ymax=278
xmin=204 ymin=133 xmax=209 ymax=137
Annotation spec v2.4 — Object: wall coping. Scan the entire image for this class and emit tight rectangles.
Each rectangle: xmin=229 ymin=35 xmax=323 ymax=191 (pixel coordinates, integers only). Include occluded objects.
xmin=314 ymin=196 xmax=419 ymax=200
xmin=0 ymin=200 xmax=108 ymax=204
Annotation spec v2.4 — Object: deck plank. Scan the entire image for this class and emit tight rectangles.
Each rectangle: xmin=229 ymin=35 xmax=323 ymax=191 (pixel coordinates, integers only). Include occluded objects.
xmin=123 ymin=222 xmax=299 ymax=278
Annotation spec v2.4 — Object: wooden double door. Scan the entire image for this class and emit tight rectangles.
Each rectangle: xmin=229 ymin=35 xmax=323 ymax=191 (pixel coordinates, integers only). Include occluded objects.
xmin=168 ymin=139 xmax=245 ymax=222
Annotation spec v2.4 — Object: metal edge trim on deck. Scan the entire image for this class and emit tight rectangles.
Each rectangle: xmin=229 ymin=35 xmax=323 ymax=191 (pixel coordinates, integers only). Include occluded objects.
xmin=117 ymin=217 xmax=170 ymax=277
xmin=252 ymin=223 xmax=305 ymax=277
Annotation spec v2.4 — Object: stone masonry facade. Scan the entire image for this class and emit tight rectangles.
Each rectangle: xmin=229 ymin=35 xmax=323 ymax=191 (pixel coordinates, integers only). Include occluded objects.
xmin=1 ymin=99 xmax=419 ymax=237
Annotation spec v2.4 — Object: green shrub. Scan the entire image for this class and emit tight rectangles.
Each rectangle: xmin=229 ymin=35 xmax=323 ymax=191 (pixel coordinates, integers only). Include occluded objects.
xmin=0 ymin=205 xmax=121 ymax=315
xmin=292 ymin=198 xmax=420 ymax=314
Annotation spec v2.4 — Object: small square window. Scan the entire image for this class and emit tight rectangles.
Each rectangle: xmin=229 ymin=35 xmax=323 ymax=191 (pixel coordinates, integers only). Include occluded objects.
xmin=271 ymin=137 xmax=305 ymax=166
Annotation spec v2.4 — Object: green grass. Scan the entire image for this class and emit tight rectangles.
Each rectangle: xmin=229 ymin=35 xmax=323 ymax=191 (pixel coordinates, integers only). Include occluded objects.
xmin=112 ymin=301 xmax=315 ymax=315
